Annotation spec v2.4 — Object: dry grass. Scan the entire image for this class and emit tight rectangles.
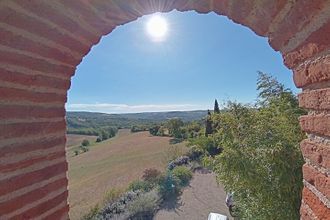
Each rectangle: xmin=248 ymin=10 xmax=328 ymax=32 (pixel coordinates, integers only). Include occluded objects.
xmin=68 ymin=129 xmax=187 ymax=220
xmin=66 ymin=134 xmax=97 ymax=148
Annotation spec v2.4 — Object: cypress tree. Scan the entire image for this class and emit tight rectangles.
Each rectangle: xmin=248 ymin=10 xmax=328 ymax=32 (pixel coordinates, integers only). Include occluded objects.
xmin=205 ymin=110 xmax=213 ymax=136
xmin=214 ymin=99 xmax=220 ymax=114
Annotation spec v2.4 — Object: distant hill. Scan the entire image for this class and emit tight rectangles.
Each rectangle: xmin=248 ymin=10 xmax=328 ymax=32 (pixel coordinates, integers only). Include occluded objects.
xmin=66 ymin=110 xmax=207 ymax=130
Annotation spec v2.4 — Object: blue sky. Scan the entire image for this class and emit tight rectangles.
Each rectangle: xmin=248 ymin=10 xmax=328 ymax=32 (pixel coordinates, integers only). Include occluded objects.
xmin=67 ymin=10 xmax=298 ymax=113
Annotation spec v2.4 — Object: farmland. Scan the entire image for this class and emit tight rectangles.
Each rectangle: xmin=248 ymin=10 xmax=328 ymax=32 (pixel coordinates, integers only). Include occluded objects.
xmin=67 ymin=129 xmax=187 ymax=220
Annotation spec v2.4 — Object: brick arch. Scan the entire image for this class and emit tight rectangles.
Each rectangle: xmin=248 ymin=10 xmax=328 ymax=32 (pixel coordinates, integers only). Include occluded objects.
xmin=0 ymin=1 xmax=329 ymax=219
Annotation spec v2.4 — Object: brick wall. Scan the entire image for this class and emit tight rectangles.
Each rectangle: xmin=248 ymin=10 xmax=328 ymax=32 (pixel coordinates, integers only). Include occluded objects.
xmin=0 ymin=0 xmax=329 ymax=219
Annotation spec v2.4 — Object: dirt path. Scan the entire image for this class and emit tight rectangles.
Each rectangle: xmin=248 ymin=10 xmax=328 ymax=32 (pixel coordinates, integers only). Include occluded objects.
xmin=155 ymin=171 xmax=232 ymax=220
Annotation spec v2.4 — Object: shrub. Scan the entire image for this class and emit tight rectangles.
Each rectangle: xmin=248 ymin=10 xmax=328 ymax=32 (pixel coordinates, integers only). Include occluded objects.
xmin=104 ymin=188 xmax=124 ymax=204
xmin=74 ymin=150 xmax=79 ymax=156
xmin=142 ymin=168 xmax=161 ymax=184
xmin=100 ymin=191 xmax=140 ymax=219
xmin=96 ymin=137 xmax=102 ymax=142
xmin=158 ymin=173 xmax=181 ymax=199
xmin=172 ymin=166 xmax=193 ymax=186
xmin=81 ymin=139 xmax=90 ymax=146
xmin=167 ymin=156 xmax=189 ymax=170
xmin=127 ymin=190 xmax=160 ymax=219
xmin=128 ymin=180 xmax=152 ymax=192
xmin=80 ymin=145 xmax=89 ymax=152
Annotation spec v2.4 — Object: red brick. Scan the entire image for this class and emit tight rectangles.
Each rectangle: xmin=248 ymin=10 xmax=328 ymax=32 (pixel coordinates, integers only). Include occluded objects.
xmin=0 ymin=120 xmax=66 ymax=139
xmin=0 ymin=136 xmax=66 ymax=158
xmin=303 ymin=187 xmax=330 ymax=220
xmin=0 ymin=27 xmax=79 ymax=65
xmin=303 ymin=164 xmax=330 ymax=199
xmin=299 ymin=88 xmax=330 ymax=110
xmin=0 ymin=105 xmax=65 ymax=120
xmin=11 ymin=190 xmax=68 ymax=220
xmin=0 ymin=178 xmax=67 ymax=214
xmin=0 ymin=6 xmax=91 ymax=57
xmin=0 ymin=87 xmax=67 ymax=104
xmin=284 ymin=21 xmax=330 ymax=69
xmin=299 ymin=115 xmax=330 ymax=137
xmin=0 ymin=161 xmax=67 ymax=196
xmin=0 ymin=50 xmax=75 ymax=78
xmin=269 ymin=0 xmax=327 ymax=51
xmin=43 ymin=204 xmax=69 ymax=220
xmin=0 ymin=151 xmax=65 ymax=173
xmin=300 ymin=203 xmax=313 ymax=220
xmin=0 ymin=67 xmax=70 ymax=91
xmin=293 ymin=56 xmax=330 ymax=88
xmin=301 ymin=140 xmax=330 ymax=169
xmin=13 ymin=0 xmax=98 ymax=43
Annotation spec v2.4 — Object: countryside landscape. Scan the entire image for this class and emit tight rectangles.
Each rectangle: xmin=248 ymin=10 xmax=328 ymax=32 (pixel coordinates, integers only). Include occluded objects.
xmin=1 ymin=1 xmax=329 ymax=220
xmin=66 ymin=72 xmax=306 ymax=220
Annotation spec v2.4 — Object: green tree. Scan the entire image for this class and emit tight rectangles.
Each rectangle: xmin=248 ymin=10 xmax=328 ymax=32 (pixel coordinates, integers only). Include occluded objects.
xmin=199 ymin=72 xmax=305 ymax=219
xmin=166 ymin=118 xmax=184 ymax=138
xmin=205 ymin=110 xmax=213 ymax=136
xmin=214 ymin=99 xmax=220 ymax=114
xmin=81 ymin=139 xmax=90 ymax=147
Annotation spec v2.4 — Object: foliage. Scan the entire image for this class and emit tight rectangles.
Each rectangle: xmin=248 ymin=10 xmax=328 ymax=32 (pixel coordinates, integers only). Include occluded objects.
xmin=99 ymin=191 xmax=140 ymax=219
xmin=166 ymin=118 xmax=184 ymax=138
xmin=142 ymin=168 xmax=162 ymax=184
xmin=149 ymin=125 xmax=160 ymax=136
xmin=81 ymin=139 xmax=90 ymax=146
xmin=188 ymin=136 xmax=221 ymax=156
xmin=163 ymin=145 xmax=186 ymax=163
xmin=131 ymin=125 xmax=149 ymax=133
xmin=74 ymin=150 xmax=79 ymax=156
xmin=104 ymin=188 xmax=124 ymax=204
xmin=205 ymin=111 xmax=213 ymax=136
xmin=158 ymin=173 xmax=181 ymax=199
xmin=208 ymin=72 xmax=306 ymax=219
xmin=80 ymin=145 xmax=89 ymax=153
xmin=167 ymin=156 xmax=189 ymax=170
xmin=172 ymin=166 xmax=193 ymax=186
xmin=128 ymin=180 xmax=153 ymax=192
xmin=214 ymin=99 xmax=220 ymax=114
xmin=127 ymin=190 xmax=160 ymax=219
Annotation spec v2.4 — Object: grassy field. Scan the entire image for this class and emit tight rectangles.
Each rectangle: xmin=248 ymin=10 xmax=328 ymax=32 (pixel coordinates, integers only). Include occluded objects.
xmin=66 ymin=134 xmax=97 ymax=157
xmin=67 ymin=129 xmax=187 ymax=220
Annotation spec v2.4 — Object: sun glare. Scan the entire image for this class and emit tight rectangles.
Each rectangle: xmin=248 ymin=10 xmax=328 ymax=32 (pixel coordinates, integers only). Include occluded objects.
xmin=146 ymin=15 xmax=168 ymax=42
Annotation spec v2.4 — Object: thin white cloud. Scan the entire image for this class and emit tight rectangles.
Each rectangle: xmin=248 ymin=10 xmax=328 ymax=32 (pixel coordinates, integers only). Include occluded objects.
xmin=66 ymin=103 xmax=205 ymax=113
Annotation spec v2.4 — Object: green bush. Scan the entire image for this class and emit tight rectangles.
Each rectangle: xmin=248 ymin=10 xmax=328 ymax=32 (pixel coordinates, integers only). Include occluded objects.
xmin=127 ymin=190 xmax=160 ymax=219
xmin=104 ymin=188 xmax=124 ymax=204
xmin=172 ymin=166 xmax=193 ymax=186
xmin=158 ymin=173 xmax=181 ymax=199
xmin=80 ymin=145 xmax=89 ymax=153
xmin=74 ymin=150 xmax=79 ymax=156
xmin=128 ymin=180 xmax=152 ymax=192
xmin=81 ymin=139 xmax=90 ymax=146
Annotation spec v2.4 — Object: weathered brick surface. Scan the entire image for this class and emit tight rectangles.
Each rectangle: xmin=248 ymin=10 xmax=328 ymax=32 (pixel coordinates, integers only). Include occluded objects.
xmin=303 ymin=187 xmax=330 ymax=220
xmin=299 ymin=88 xmax=330 ymax=110
xmin=293 ymin=55 xmax=330 ymax=88
xmin=303 ymin=164 xmax=330 ymax=200
xmin=0 ymin=161 xmax=67 ymax=196
xmin=301 ymin=140 xmax=330 ymax=169
xmin=0 ymin=0 xmax=329 ymax=219
xmin=269 ymin=0 xmax=328 ymax=51
xmin=300 ymin=115 xmax=330 ymax=137
xmin=284 ymin=21 xmax=330 ymax=69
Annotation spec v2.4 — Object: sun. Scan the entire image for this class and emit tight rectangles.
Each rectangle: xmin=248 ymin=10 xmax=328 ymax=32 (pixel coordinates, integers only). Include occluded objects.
xmin=146 ymin=15 xmax=168 ymax=42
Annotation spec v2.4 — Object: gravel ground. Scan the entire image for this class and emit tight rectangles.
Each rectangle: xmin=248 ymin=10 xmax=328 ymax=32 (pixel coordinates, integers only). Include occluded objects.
xmin=155 ymin=170 xmax=232 ymax=220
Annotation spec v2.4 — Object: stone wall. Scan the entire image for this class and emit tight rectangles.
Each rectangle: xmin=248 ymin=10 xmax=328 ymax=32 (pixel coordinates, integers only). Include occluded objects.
xmin=0 ymin=0 xmax=329 ymax=219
